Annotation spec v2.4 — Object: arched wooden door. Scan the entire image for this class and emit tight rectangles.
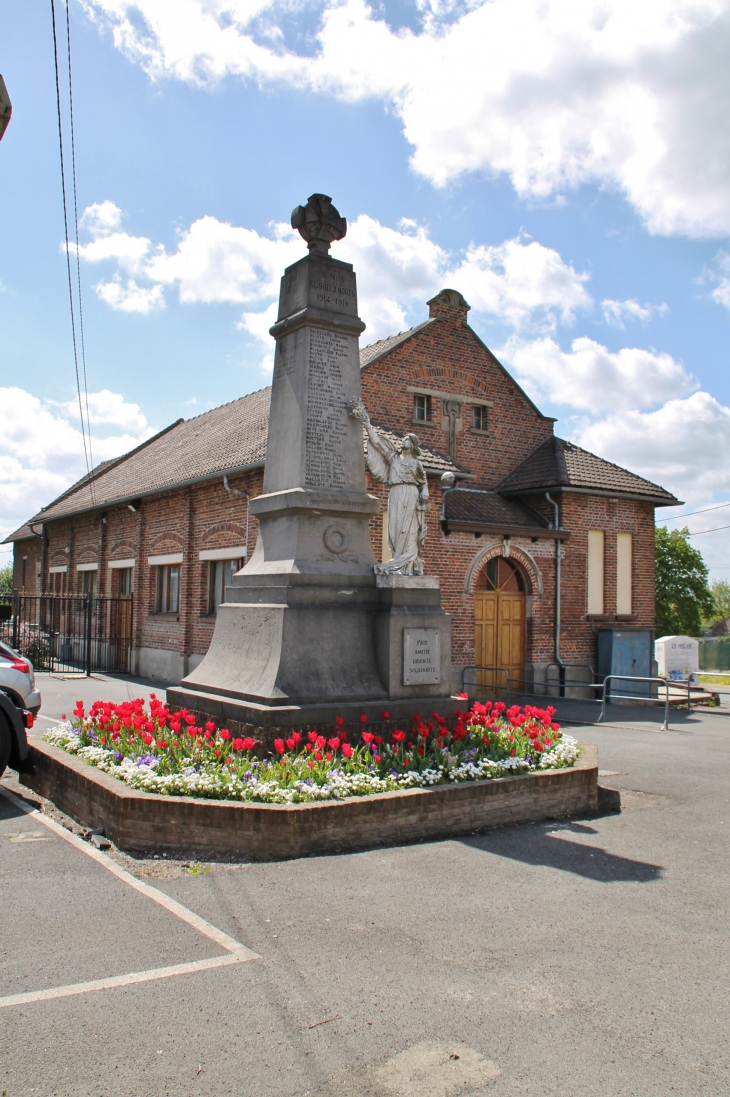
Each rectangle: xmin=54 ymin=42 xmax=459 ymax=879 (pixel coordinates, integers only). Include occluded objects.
xmin=474 ymin=557 xmax=525 ymax=693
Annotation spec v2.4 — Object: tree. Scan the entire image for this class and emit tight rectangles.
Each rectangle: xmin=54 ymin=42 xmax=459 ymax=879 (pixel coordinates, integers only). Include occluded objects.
xmin=0 ymin=562 xmax=12 ymax=593
xmin=655 ymin=526 xmax=714 ymax=637
xmin=707 ymin=579 xmax=730 ymax=625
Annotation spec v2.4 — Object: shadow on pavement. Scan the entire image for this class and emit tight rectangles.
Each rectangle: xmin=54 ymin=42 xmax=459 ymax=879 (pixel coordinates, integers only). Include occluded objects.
xmin=461 ymin=825 xmax=663 ymax=883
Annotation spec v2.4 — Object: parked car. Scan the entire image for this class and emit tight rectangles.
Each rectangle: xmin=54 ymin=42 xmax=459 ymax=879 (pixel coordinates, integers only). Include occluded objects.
xmin=0 ymin=641 xmax=42 ymax=715
xmin=0 ymin=688 xmax=32 ymax=779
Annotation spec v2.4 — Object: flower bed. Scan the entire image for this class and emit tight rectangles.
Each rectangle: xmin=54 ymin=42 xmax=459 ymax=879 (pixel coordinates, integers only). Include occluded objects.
xmin=45 ymin=696 xmax=581 ymax=805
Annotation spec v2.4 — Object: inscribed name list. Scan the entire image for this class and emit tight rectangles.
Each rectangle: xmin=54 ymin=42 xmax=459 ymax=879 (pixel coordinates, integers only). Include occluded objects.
xmin=305 ymin=328 xmax=350 ymax=490
xmin=403 ymin=629 xmax=441 ymax=685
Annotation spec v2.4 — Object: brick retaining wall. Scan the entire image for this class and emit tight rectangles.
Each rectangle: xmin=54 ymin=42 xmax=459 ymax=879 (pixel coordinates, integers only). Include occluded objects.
xmin=20 ymin=740 xmax=598 ymax=860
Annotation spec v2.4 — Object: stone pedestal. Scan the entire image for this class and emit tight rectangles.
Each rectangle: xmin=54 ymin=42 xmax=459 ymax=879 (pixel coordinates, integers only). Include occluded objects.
xmin=374 ymin=576 xmax=451 ymax=700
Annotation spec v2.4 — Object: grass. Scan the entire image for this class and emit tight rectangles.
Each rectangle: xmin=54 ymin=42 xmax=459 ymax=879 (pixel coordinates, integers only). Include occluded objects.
xmin=698 ymin=674 xmax=730 ymax=685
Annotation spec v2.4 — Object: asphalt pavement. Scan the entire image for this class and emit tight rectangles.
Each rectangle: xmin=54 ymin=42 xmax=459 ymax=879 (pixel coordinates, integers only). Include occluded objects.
xmin=1 ymin=707 xmax=729 ymax=1096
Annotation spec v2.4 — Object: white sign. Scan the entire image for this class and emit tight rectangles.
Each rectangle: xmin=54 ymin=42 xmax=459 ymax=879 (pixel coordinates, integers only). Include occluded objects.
xmin=655 ymin=635 xmax=699 ymax=683
xmin=403 ymin=628 xmax=440 ymax=685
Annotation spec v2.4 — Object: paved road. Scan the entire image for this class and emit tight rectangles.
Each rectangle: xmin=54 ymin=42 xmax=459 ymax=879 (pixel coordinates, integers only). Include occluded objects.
xmin=1 ymin=709 xmax=729 ymax=1096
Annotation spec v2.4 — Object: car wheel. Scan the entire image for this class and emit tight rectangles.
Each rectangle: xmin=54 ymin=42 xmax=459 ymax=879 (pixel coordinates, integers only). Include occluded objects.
xmin=0 ymin=712 xmax=11 ymax=779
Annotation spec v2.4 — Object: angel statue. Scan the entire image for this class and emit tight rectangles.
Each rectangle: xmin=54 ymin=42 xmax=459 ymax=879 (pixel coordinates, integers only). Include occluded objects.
xmin=350 ymin=398 xmax=428 ymax=576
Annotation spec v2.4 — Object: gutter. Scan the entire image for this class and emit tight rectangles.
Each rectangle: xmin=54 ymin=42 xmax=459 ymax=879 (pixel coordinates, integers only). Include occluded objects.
xmin=502 ymin=485 xmax=682 ymax=507
xmin=441 ymin=520 xmax=568 ymax=540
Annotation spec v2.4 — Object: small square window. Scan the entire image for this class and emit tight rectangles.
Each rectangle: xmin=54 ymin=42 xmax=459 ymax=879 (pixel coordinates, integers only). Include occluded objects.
xmin=471 ymin=405 xmax=489 ymax=432
xmin=155 ymin=565 xmax=180 ymax=613
xmin=413 ymin=394 xmax=432 ymax=422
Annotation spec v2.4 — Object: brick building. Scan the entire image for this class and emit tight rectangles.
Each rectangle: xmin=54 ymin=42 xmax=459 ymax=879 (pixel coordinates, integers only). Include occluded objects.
xmin=5 ymin=289 xmax=678 ymax=689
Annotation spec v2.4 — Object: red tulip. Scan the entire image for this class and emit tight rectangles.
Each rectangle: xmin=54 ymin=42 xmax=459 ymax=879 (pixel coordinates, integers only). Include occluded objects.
xmin=274 ymin=739 xmax=285 ymax=754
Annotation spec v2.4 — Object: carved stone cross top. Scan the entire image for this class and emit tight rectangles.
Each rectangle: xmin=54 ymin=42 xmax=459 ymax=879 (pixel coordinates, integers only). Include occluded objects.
xmin=291 ymin=194 xmax=347 ymax=255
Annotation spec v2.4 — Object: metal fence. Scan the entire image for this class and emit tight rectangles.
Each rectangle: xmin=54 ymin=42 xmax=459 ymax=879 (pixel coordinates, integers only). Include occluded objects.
xmin=0 ymin=593 xmax=133 ymax=675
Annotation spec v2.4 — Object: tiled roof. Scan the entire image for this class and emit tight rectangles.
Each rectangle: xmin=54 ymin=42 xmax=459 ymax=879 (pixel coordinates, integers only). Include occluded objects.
xmin=497 ymin=436 xmax=680 ymax=505
xmin=4 ymin=389 xmax=271 ymax=538
xmin=359 ymin=320 xmax=436 ymax=369
xmin=443 ymin=489 xmax=555 ymax=535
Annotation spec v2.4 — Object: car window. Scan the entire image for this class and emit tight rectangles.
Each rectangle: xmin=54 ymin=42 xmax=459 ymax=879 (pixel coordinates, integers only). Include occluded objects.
xmin=0 ymin=640 xmax=21 ymax=659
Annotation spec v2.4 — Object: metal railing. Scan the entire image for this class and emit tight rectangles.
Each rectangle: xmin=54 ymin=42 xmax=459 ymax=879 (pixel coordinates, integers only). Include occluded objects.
xmin=597 ymin=675 xmax=670 ymax=731
xmin=0 ymin=592 xmax=133 ymax=676
xmin=461 ymin=666 xmax=511 ymax=704
xmin=461 ymin=665 xmax=677 ymax=730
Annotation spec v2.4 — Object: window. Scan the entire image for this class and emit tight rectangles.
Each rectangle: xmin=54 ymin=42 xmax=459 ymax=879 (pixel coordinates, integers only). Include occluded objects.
xmin=587 ymin=531 xmax=604 ymax=615
xmin=616 ymin=533 xmax=632 ymax=615
xmin=471 ymin=405 xmax=489 ymax=432
xmin=207 ymin=559 xmax=242 ymax=615
xmin=155 ymin=564 xmax=180 ymax=613
xmin=115 ymin=567 xmax=133 ymax=596
xmin=51 ymin=571 xmax=66 ymax=595
xmin=80 ymin=569 xmax=98 ymax=596
xmin=413 ymin=394 xmax=432 ymax=422
xmin=481 ymin=557 xmax=524 ymax=592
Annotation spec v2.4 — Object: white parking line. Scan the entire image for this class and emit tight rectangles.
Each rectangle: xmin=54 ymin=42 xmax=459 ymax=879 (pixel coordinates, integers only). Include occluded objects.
xmin=0 ymin=785 xmax=259 ymax=1008
xmin=0 ymin=954 xmax=246 ymax=1009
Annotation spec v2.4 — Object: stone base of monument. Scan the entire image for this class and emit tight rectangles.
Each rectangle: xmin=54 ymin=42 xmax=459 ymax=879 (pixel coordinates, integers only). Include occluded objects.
xmin=168 ymin=574 xmax=456 ymax=745
xmin=20 ymin=740 xmax=598 ymax=860
xmin=374 ymin=575 xmax=451 ymax=700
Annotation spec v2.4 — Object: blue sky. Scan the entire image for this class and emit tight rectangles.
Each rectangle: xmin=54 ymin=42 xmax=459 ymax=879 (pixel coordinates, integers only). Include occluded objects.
xmin=2 ymin=0 xmax=730 ymax=575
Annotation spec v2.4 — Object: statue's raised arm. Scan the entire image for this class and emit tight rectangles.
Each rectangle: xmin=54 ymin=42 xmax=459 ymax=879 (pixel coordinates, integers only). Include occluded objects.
xmin=349 ymin=398 xmax=395 ymax=483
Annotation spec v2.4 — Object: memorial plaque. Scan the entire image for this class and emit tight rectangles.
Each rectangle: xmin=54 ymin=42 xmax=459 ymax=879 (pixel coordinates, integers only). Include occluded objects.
xmin=305 ymin=328 xmax=351 ymax=489
xmin=403 ymin=628 xmax=440 ymax=685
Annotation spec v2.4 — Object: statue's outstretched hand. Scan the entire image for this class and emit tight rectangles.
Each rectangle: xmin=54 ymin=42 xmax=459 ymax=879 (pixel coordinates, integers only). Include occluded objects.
xmin=349 ymin=397 xmax=370 ymax=425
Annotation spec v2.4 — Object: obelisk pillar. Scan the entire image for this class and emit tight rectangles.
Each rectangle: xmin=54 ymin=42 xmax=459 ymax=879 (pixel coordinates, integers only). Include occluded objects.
xmin=177 ymin=195 xmax=386 ymax=708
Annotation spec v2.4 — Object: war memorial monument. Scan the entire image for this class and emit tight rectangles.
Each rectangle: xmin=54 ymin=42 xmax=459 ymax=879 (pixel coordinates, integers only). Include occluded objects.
xmin=169 ymin=195 xmax=456 ymax=735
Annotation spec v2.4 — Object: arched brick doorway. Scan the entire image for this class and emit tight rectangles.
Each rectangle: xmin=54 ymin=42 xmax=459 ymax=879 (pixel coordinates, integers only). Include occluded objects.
xmin=474 ymin=556 xmax=525 ymax=691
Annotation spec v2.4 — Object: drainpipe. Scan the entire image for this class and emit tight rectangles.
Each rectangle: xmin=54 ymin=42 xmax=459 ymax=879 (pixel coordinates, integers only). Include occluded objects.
xmin=223 ymin=474 xmax=250 ymax=560
xmin=545 ymin=493 xmax=566 ymax=697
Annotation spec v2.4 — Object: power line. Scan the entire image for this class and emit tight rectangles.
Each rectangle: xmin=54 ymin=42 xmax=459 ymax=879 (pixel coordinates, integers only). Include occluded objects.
xmin=50 ymin=0 xmax=94 ymax=501
xmin=64 ymin=0 xmax=94 ymax=479
xmin=685 ymin=523 xmax=730 ymax=537
xmin=664 ymin=500 xmax=730 ymax=521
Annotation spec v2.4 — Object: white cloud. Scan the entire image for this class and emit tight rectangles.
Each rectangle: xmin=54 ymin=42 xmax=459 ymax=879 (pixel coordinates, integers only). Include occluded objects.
xmin=62 ymin=389 xmax=150 ymax=432
xmin=500 ymin=335 xmax=696 ymax=411
xmin=83 ymin=0 xmax=730 ymax=237
xmin=708 ymin=251 xmax=730 ymax=309
xmin=575 ymin=391 xmax=730 ymax=503
xmin=601 ymin=298 xmax=669 ymax=326
xmin=453 ymin=238 xmax=591 ymax=333
xmin=0 ymin=387 xmax=154 ymax=541
xmin=74 ymin=201 xmax=592 ymax=344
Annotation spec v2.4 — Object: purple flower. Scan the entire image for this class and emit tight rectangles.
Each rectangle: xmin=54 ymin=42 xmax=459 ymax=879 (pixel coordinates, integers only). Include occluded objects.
xmin=137 ymin=754 xmax=158 ymax=768
xmin=113 ymin=751 xmax=124 ymax=762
